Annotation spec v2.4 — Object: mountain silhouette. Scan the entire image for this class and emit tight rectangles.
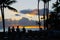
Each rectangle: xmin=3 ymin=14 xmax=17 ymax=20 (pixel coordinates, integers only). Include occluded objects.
xmin=0 ymin=18 xmax=38 ymax=29
xmin=18 ymin=17 xmax=37 ymax=26
xmin=20 ymin=9 xmax=32 ymax=14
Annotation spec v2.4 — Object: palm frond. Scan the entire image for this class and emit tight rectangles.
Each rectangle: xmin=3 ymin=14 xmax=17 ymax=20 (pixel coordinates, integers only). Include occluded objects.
xmin=5 ymin=0 xmax=16 ymax=5
xmin=52 ymin=3 xmax=58 ymax=8
xmin=52 ymin=2 xmax=60 ymax=8
xmin=7 ymin=6 xmax=18 ymax=12
xmin=0 ymin=0 xmax=2 ymax=4
xmin=54 ymin=7 xmax=60 ymax=13
xmin=0 ymin=0 xmax=5 ymax=4
xmin=38 ymin=0 xmax=40 ymax=2
xmin=59 ymin=0 xmax=60 ymax=1
xmin=42 ymin=0 xmax=50 ymax=3
xmin=5 ymin=0 xmax=10 ymax=3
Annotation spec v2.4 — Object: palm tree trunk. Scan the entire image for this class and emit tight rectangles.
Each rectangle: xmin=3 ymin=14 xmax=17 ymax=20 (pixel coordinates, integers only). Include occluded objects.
xmin=44 ymin=3 xmax=46 ymax=30
xmin=56 ymin=0 xmax=58 ymax=30
xmin=44 ymin=2 xmax=49 ymax=30
xmin=38 ymin=0 xmax=40 ymax=30
xmin=46 ymin=2 xmax=49 ymax=30
xmin=1 ymin=3 xmax=5 ymax=32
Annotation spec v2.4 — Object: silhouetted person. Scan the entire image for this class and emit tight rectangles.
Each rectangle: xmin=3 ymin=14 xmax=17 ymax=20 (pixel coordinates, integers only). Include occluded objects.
xmin=11 ymin=26 xmax=16 ymax=40
xmin=11 ymin=26 xmax=15 ymax=32
xmin=39 ymin=28 xmax=42 ymax=31
xmin=8 ymin=26 xmax=11 ymax=32
xmin=22 ymin=27 xmax=26 ymax=33
xmin=28 ymin=30 xmax=32 ymax=33
xmin=8 ymin=26 xmax=12 ymax=40
xmin=15 ymin=26 xmax=21 ymax=40
xmin=16 ymin=26 xmax=20 ymax=32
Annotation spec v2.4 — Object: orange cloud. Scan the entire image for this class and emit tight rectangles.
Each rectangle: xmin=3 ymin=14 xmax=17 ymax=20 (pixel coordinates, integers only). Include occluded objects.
xmin=30 ymin=9 xmax=38 ymax=15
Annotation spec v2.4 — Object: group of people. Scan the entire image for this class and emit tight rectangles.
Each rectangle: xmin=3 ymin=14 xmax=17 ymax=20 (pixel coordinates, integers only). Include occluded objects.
xmin=1 ymin=26 xmax=47 ymax=40
xmin=0 ymin=26 xmax=59 ymax=40
xmin=8 ymin=26 xmax=26 ymax=33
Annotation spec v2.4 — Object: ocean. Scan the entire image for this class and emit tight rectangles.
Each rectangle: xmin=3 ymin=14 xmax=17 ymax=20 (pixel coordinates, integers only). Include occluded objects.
xmin=0 ymin=28 xmax=40 ymax=32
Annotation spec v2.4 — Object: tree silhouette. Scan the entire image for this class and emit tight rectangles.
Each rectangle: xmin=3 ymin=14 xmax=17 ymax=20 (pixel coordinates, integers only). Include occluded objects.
xmin=37 ymin=0 xmax=41 ymax=30
xmin=45 ymin=12 xmax=56 ymax=30
xmin=45 ymin=0 xmax=60 ymax=30
xmin=51 ymin=0 xmax=60 ymax=30
xmin=53 ymin=0 xmax=59 ymax=13
xmin=41 ymin=0 xmax=51 ymax=30
xmin=0 ymin=0 xmax=17 ymax=32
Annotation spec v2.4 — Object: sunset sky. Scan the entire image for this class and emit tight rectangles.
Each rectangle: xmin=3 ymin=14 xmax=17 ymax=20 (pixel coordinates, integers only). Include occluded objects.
xmin=0 ymin=0 xmax=56 ymax=31
xmin=11 ymin=0 xmax=56 ymax=11
xmin=0 ymin=0 xmax=56 ymax=19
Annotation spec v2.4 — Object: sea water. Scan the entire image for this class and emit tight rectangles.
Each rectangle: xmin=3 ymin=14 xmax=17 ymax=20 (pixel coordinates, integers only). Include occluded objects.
xmin=0 ymin=28 xmax=40 ymax=32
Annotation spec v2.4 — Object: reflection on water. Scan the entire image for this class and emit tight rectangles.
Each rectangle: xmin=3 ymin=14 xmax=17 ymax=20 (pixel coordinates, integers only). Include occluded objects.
xmin=0 ymin=28 xmax=44 ymax=32
xmin=0 ymin=25 xmax=45 ymax=32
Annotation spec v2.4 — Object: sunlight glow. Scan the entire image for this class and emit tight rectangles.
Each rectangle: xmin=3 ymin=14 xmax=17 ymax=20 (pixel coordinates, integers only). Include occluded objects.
xmin=12 ymin=25 xmax=44 ymax=29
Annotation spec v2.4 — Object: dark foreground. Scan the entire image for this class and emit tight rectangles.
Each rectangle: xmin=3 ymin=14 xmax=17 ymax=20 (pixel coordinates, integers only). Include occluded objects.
xmin=0 ymin=30 xmax=60 ymax=40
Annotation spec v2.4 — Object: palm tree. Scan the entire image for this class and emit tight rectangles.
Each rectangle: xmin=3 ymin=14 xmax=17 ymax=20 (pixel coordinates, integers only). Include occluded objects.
xmin=0 ymin=0 xmax=17 ymax=32
xmin=37 ymin=0 xmax=41 ymax=30
xmin=41 ymin=0 xmax=50 ymax=30
xmin=52 ymin=0 xmax=60 ymax=30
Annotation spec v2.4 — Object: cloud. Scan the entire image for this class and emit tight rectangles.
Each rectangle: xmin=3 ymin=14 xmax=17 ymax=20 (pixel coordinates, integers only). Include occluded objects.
xmin=0 ymin=17 xmax=38 ymax=28
xmin=13 ymin=13 xmax=44 ymax=21
xmin=0 ymin=8 xmax=45 ymax=22
xmin=0 ymin=8 xmax=45 ymax=29
xmin=20 ymin=9 xmax=32 ymax=14
xmin=15 ymin=14 xmax=20 ymax=16
xmin=0 ymin=8 xmax=19 ymax=19
xmin=20 ymin=9 xmax=51 ymax=15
